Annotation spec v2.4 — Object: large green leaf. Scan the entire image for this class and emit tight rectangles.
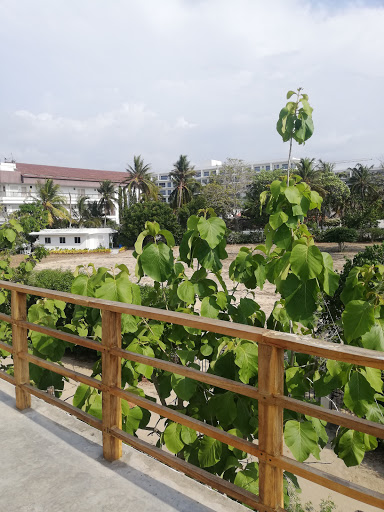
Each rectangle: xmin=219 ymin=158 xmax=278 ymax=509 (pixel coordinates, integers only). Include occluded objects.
xmin=30 ymin=331 xmax=66 ymax=361
xmin=343 ymin=371 xmax=376 ymax=417
xmin=290 ymin=244 xmax=323 ymax=281
xmin=334 ymin=429 xmax=366 ymax=467
xmin=71 ymin=274 xmax=94 ymax=297
xmin=123 ymin=405 xmax=144 ymax=435
xmin=197 ymin=217 xmax=226 ymax=249
xmin=201 ymin=296 xmax=220 ymax=319
xmin=284 ymin=420 xmax=320 ymax=462
xmin=209 ymin=392 xmax=237 ymax=428
xmin=180 ymin=425 xmax=197 ymax=445
xmin=87 ymin=393 xmax=102 ymax=420
xmin=269 ymin=210 xmax=288 ymax=230
xmin=234 ymin=462 xmax=259 ymax=495
xmin=342 ymin=300 xmax=375 ymax=342
xmin=171 ymin=374 xmax=197 ymax=401
xmin=139 ymin=242 xmax=174 ymax=282
xmin=196 ymin=240 xmax=223 ymax=272
xmin=361 ymin=323 xmax=384 ymax=351
xmin=198 ymin=435 xmax=223 ymax=467
xmin=177 ymin=280 xmax=195 ymax=305
xmin=234 ymin=342 xmax=258 ymax=384
xmin=73 ymin=383 xmax=92 ymax=409
xmin=282 ymin=275 xmax=318 ymax=324
xmin=95 ymin=272 xmax=135 ymax=303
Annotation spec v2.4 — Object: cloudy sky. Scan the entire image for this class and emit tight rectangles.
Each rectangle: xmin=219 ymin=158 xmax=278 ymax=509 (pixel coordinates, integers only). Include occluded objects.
xmin=1 ymin=0 xmax=383 ymax=172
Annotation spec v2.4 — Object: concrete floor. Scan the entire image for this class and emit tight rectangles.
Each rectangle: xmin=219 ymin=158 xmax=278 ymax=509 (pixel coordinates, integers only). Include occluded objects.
xmin=0 ymin=379 xmax=247 ymax=512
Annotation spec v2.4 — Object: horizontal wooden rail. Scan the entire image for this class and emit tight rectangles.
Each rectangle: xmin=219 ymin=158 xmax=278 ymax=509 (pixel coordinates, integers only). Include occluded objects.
xmin=1 ymin=280 xmax=383 ymax=369
xmin=1 ymin=279 xmax=384 ymax=511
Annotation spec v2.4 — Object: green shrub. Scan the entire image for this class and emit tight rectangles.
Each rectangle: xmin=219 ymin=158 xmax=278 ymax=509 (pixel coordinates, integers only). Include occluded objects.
xmin=226 ymin=231 xmax=265 ymax=244
xmin=322 ymin=227 xmax=357 ymax=251
xmin=119 ymin=201 xmax=182 ymax=247
xmin=323 ymin=218 xmax=341 ymax=227
xmin=27 ymin=269 xmax=75 ymax=293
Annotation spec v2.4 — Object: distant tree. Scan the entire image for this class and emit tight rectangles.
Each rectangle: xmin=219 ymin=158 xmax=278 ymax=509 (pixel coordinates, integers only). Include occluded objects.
xmin=119 ymin=201 xmax=182 ymax=247
xmin=316 ymin=172 xmax=350 ymax=219
xmin=201 ymin=181 xmax=237 ymax=220
xmin=177 ymin=195 xmax=207 ymax=229
xmin=169 ymin=155 xmax=198 ymax=209
xmin=124 ymin=155 xmax=157 ymax=202
xmin=295 ymin=157 xmax=326 ymax=196
xmin=243 ymin=169 xmax=283 ymax=227
xmin=98 ymin=180 xmax=116 ymax=227
xmin=35 ymin=179 xmax=69 ymax=226
xmin=11 ymin=203 xmax=49 ymax=240
xmin=317 ymin=159 xmax=335 ymax=173
xmin=347 ymin=163 xmax=377 ymax=203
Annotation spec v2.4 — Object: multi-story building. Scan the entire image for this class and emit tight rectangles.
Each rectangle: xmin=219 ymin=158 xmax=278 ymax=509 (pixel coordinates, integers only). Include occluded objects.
xmin=153 ymin=158 xmax=301 ymax=203
xmin=0 ymin=161 xmax=127 ymax=224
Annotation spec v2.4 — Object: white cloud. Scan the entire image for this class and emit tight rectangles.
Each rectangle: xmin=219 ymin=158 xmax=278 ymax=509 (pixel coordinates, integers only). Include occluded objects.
xmin=0 ymin=0 xmax=383 ymax=170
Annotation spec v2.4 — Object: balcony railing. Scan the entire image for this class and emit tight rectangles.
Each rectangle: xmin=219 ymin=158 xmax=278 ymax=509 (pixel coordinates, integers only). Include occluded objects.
xmin=0 ymin=280 xmax=383 ymax=511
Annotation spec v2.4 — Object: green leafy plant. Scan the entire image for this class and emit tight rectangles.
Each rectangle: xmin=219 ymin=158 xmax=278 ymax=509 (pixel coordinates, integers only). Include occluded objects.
xmin=322 ymin=227 xmax=357 ymax=252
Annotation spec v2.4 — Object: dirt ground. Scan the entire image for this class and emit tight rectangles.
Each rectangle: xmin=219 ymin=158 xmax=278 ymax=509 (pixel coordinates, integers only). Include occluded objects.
xmin=24 ymin=242 xmax=384 ymax=511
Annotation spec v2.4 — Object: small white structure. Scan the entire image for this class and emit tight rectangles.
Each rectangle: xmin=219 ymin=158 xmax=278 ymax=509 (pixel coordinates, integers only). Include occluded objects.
xmin=29 ymin=228 xmax=116 ymax=250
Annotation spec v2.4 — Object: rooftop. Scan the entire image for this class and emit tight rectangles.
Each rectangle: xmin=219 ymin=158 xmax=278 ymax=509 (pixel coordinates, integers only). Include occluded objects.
xmin=30 ymin=228 xmax=116 ymax=235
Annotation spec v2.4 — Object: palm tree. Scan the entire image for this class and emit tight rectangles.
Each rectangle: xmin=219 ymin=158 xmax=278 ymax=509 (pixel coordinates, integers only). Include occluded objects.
xmin=35 ymin=179 xmax=69 ymax=226
xmin=124 ymin=155 xmax=157 ymax=202
xmin=347 ymin=164 xmax=377 ymax=202
xmin=317 ymin=159 xmax=335 ymax=174
xmin=98 ymin=180 xmax=116 ymax=227
xmin=169 ymin=155 xmax=197 ymax=209
xmin=295 ymin=158 xmax=326 ymax=197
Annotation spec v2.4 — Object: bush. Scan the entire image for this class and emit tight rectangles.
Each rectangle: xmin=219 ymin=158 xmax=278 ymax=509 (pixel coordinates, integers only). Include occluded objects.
xmin=226 ymin=230 xmax=265 ymax=244
xmin=27 ymin=269 xmax=75 ymax=293
xmin=321 ymin=227 xmax=357 ymax=252
xmin=322 ymin=218 xmax=341 ymax=227
xmin=119 ymin=201 xmax=182 ymax=247
xmin=362 ymin=227 xmax=384 ymax=242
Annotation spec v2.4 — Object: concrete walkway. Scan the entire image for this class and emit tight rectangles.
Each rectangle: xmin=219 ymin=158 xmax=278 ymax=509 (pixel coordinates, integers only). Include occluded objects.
xmin=0 ymin=379 xmax=247 ymax=512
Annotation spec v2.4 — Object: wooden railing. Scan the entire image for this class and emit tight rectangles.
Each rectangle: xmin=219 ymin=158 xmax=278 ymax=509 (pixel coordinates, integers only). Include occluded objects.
xmin=0 ymin=280 xmax=383 ymax=512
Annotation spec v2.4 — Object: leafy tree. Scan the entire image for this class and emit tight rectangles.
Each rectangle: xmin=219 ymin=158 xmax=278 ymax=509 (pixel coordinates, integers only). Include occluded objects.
xmin=35 ymin=179 xmax=69 ymax=226
xmin=342 ymin=199 xmax=382 ymax=230
xmin=119 ymin=201 xmax=182 ymax=247
xmin=11 ymin=203 xmax=49 ymax=237
xmin=98 ymin=180 xmax=116 ymax=227
xmin=169 ymin=155 xmax=198 ymax=209
xmin=322 ymin=227 xmax=358 ymax=252
xmin=295 ymin=157 xmax=326 ymax=197
xmin=124 ymin=155 xmax=158 ymax=202
xmin=200 ymin=181 xmax=237 ymax=220
xmin=243 ymin=169 xmax=284 ymax=227
xmin=316 ymin=172 xmax=350 ymax=219
xmin=214 ymin=158 xmax=254 ymax=221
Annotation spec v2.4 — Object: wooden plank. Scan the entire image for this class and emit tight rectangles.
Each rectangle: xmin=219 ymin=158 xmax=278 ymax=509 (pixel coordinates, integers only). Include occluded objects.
xmin=11 ymin=291 xmax=30 ymax=410
xmin=0 ymin=311 xmax=11 ymax=323
xmin=22 ymin=384 xmax=103 ymax=430
xmin=110 ymin=386 xmax=262 ymax=459
xmin=274 ymin=395 xmax=384 ymax=439
xmin=263 ymin=331 xmax=384 ymax=370
xmin=111 ymin=347 xmax=262 ymax=401
xmin=258 ymin=344 xmax=285 ymax=510
xmin=2 ymin=280 xmax=383 ymax=369
xmin=274 ymin=455 xmax=384 ymax=510
xmin=18 ymin=319 xmax=106 ymax=353
xmin=109 ymin=426 xmax=275 ymax=512
xmin=0 ymin=370 xmax=16 ymax=385
xmin=23 ymin=353 xmax=105 ymax=391
xmin=0 ymin=340 xmax=14 ymax=354
xmin=101 ymin=310 xmax=122 ymax=461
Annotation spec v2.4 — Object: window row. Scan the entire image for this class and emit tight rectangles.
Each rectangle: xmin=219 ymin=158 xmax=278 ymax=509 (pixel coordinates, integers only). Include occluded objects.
xmin=44 ymin=237 xmax=81 ymax=244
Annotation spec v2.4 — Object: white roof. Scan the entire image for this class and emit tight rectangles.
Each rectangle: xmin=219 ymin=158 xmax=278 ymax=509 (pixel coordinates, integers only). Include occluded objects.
xmin=29 ymin=228 xmax=116 ymax=236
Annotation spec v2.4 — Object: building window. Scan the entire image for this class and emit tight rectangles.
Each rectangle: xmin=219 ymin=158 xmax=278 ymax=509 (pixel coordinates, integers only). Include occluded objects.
xmin=45 ymin=237 xmax=51 ymax=244
xmin=167 ymin=182 xmax=172 ymax=187
xmin=74 ymin=237 xmax=81 ymax=244
xmin=274 ymin=164 xmax=280 ymax=169
xmin=195 ymin=171 xmax=201 ymax=177
xmin=266 ymin=165 xmax=270 ymax=171
xmin=159 ymin=182 xmax=166 ymax=188
xmin=282 ymin=164 xmax=288 ymax=170
xmin=204 ymin=171 xmax=210 ymax=177
xmin=59 ymin=237 xmax=66 ymax=244
xmin=160 ymin=175 xmax=168 ymax=181
xmin=2 ymin=186 xmax=5 ymax=192
xmin=254 ymin=166 xmax=260 ymax=172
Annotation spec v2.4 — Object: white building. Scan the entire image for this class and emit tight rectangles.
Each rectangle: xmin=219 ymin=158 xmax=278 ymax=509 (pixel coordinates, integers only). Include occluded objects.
xmin=0 ymin=161 xmax=127 ymax=224
xmin=29 ymin=228 xmax=116 ymax=250
xmin=153 ymin=158 xmax=301 ymax=203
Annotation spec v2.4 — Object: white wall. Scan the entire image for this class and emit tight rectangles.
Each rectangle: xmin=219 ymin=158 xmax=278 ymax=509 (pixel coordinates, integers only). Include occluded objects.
xmin=37 ymin=233 xmax=110 ymax=250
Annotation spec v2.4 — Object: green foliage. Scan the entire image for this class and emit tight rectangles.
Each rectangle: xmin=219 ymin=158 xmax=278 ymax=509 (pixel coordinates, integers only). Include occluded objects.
xmin=322 ymin=227 xmax=357 ymax=251
xmin=277 ymin=88 xmax=314 ymax=145
xmin=119 ymin=201 xmax=182 ymax=247
xmin=26 ymin=269 xmax=75 ymax=293
xmin=11 ymin=203 xmax=49 ymax=238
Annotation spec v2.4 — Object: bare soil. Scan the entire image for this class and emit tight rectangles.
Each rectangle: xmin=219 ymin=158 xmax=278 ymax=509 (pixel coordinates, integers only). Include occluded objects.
xmin=25 ymin=242 xmax=384 ymax=511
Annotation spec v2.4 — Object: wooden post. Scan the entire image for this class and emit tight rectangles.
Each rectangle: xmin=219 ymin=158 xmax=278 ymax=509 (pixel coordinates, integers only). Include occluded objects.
xmin=258 ymin=343 xmax=284 ymax=510
xmin=101 ymin=310 xmax=122 ymax=461
xmin=12 ymin=291 xmax=31 ymax=410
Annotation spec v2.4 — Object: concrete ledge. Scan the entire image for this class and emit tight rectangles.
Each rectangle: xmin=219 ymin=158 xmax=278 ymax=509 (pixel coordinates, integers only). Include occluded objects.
xmin=0 ymin=379 xmax=248 ymax=512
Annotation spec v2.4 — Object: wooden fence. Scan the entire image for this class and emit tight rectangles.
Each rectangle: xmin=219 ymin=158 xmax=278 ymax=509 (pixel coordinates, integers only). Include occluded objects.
xmin=0 ymin=280 xmax=383 ymax=511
